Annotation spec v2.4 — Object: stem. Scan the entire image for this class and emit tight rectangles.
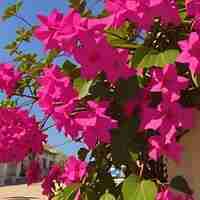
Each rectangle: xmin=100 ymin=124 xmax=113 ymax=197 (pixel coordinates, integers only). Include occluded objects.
xmin=40 ymin=113 xmax=52 ymax=129
xmin=42 ymin=124 xmax=56 ymax=132
xmin=15 ymin=14 xmax=33 ymax=27
xmin=51 ymin=141 xmax=69 ymax=148
xmin=14 ymin=93 xmax=38 ymax=100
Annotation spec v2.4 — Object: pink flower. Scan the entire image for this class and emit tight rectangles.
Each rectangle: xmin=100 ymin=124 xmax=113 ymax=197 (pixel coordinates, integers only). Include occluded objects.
xmin=52 ymin=99 xmax=81 ymax=139
xmin=61 ymin=156 xmax=87 ymax=185
xmin=75 ymin=101 xmax=118 ymax=149
xmin=177 ymin=32 xmax=200 ymax=74
xmin=156 ymin=188 xmax=176 ymax=200
xmin=26 ymin=160 xmax=42 ymax=185
xmin=148 ymin=64 xmax=188 ymax=101
xmin=0 ymin=107 xmax=47 ymax=163
xmin=148 ymin=127 xmax=183 ymax=162
xmin=140 ymin=93 xmax=193 ymax=135
xmin=105 ymin=0 xmax=180 ymax=30
xmin=42 ymin=164 xmax=62 ymax=198
xmin=0 ymin=63 xmax=21 ymax=96
xmin=73 ymin=31 xmax=111 ymax=79
xmin=102 ymin=49 xmax=136 ymax=83
xmin=37 ymin=65 xmax=78 ymax=115
xmin=193 ymin=15 xmax=200 ymax=33
xmin=34 ymin=9 xmax=82 ymax=51
xmin=156 ymin=188 xmax=194 ymax=200
xmin=73 ymin=30 xmax=135 ymax=82
xmin=186 ymin=0 xmax=200 ymax=17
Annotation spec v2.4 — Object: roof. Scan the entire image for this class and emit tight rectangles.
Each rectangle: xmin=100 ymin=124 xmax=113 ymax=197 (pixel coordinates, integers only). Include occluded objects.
xmin=43 ymin=144 xmax=65 ymax=158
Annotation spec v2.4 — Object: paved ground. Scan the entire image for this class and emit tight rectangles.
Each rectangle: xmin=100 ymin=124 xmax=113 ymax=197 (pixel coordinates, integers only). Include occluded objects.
xmin=0 ymin=183 xmax=47 ymax=200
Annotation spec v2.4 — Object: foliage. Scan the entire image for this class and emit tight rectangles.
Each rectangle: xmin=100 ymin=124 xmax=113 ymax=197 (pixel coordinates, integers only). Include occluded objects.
xmin=0 ymin=0 xmax=199 ymax=200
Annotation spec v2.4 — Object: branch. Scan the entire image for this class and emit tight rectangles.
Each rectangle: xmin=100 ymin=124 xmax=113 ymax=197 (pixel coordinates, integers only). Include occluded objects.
xmin=15 ymin=14 xmax=33 ymax=27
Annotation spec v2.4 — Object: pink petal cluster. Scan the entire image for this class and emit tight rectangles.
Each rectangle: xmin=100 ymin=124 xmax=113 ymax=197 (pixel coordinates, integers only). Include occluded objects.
xmin=140 ymin=93 xmax=193 ymax=161
xmin=48 ymin=99 xmax=118 ymax=149
xmin=156 ymin=188 xmax=194 ymax=200
xmin=186 ymin=0 xmax=200 ymax=17
xmin=0 ymin=63 xmax=21 ymax=96
xmin=26 ymin=160 xmax=42 ymax=185
xmin=38 ymin=66 xmax=117 ymax=149
xmin=185 ymin=0 xmax=200 ymax=33
xmin=34 ymin=9 xmax=82 ymax=51
xmin=105 ymin=0 xmax=180 ymax=30
xmin=177 ymin=32 xmax=200 ymax=74
xmin=148 ymin=127 xmax=183 ymax=162
xmin=73 ymin=31 xmax=135 ymax=82
xmin=37 ymin=64 xmax=78 ymax=115
xmin=74 ymin=101 xmax=118 ymax=149
xmin=42 ymin=164 xmax=62 ymax=198
xmin=148 ymin=64 xmax=188 ymax=101
xmin=34 ymin=8 xmax=112 ymax=52
xmin=61 ymin=156 xmax=87 ymax=185
xmin=0 ymin=107 xmax=47 ymax=163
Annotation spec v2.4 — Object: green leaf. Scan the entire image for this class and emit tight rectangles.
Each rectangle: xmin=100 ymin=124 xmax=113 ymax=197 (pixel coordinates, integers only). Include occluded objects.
xmin=106 ymin=22 xmax=139 ymax=49
xmin=122 ymin=175 xmax=157 ymax=200
xmin=53 ymin=184 xmax=79 ymax=200
xmin=78 ymin=147 xmax=89 ymax=161
xmin=74 ymin=78 xmax=93 ymax=98
xmin=132 ymin=47 xmax=179 ymax=68
xmin=2 ymin=1 xmax=23 ymax=20
xmin=170 ymin=176 xmax=193 ymax=195
xmin=62 ymin=60 xmax=80 ymax=79
xmin=100 ymin=191 xmax=116 ymax=200
xmin=43 ymin=49 xmax=60 ymax=65
xmin=129 ymin=152 xmax=139 ymax=162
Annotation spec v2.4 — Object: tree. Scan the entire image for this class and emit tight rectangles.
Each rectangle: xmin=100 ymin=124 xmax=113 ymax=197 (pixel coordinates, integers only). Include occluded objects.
xmin=0 ymin=0 xmax=199 ymax=199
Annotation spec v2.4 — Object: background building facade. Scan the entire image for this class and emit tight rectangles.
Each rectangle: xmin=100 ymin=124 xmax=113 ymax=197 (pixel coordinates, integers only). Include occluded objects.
xmin=0 ymin=144 xmax=65 ymax=186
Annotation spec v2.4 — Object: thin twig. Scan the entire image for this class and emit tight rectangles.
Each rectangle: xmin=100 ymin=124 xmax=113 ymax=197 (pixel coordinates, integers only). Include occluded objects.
xmin=15 ymin=14 xmax=33 ymax=27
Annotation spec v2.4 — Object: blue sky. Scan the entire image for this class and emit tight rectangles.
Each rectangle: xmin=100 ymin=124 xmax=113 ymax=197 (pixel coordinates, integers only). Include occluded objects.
xmin=0 ymin=0 xmax=103 ymax=155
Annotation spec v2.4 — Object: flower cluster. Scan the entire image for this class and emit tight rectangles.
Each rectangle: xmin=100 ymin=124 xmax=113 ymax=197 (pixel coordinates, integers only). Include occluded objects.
xmin=105 ymin=0 xmax=180 ymax=30
xmin=42 ymin=156 xmax=87 ymax=198
xmin=42 ymin=164 xmax=62 ymax=198
xmin=0 ymin=63 xmax=21 ymax=96
xmin=177 ymin=32 xmax=200 ymax=74
xmin=156 ymin=188 xmax=194 ymax=200
xmin=3 ymin=0 xmax=200 ymax=198
xmin=0 ymin=107 xmax=46 ymax=163
xmin=61 ymin=156 xmax=87 ymax=185
xmin=38 ymin=65 xmax=117 ymax=149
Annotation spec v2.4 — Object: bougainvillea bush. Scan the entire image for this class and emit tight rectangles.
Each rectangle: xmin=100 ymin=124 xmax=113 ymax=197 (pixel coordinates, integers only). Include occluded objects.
xmin=1 ymin=0 xmax=200 ymax=199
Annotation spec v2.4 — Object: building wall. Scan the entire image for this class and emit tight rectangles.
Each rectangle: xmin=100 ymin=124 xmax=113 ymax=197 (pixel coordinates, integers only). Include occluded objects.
xmin=0 ymin=151 xmax=62 ymax=186
xmin=168 ymin=112 xmax=200 ymax=200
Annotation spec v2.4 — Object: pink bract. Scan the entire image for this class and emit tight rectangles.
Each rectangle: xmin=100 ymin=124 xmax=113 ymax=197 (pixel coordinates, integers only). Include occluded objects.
xmin=0 ymin=63 xmax=21 ymax=96
xmin=42 ymin=164 xmax=62 ymax=198
xmin=34 ymin=8 xmax=82 ymax=51
xmin=148 ymin=64 xmax=188 ymax=101
xmin=37 ymin=64 xmax=78 ymax=115
xmin=140 ymin=93 xmax=193 ymax=135
xmin=105 ymin=0 xmax=180 ymax=30
xmin=148 ymin=127 xmax=183 ymax=162
xmin=0 ymin=107 xmax=47 ymax=163
xmin=75 ymin=100 xmax=118 ymax=149
xmin=186 ymin=0 xmax=200 ymax=17
xmin=61 ymin=156 xmax=87 ymax=185
xmin=156 ymin=188 xmax=194 ymax=200
xmin=177 ymin=32 xmax=200 ymax=74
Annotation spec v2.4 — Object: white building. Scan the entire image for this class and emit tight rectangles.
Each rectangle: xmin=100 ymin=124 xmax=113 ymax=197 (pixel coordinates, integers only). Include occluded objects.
xmin=0 ymin=144 xmax=65 ymax=186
